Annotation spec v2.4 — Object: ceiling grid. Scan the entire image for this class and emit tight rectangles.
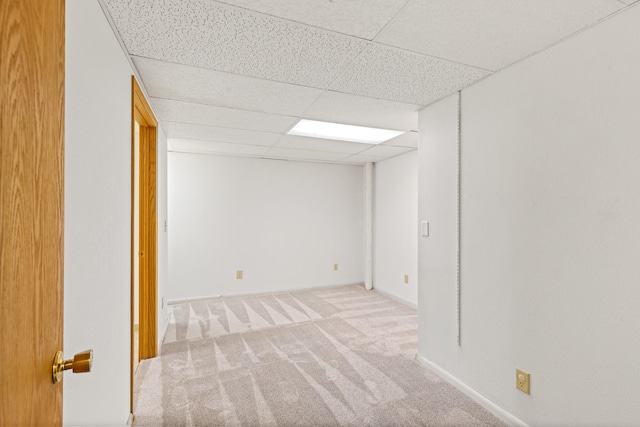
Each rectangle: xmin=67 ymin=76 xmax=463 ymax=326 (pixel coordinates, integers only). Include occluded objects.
xmin=101 ymin=0 xmax=634 ymax=164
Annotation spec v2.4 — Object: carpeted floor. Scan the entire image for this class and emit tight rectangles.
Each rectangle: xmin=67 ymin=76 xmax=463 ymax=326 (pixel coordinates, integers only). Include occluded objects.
xmin=133 ymin=284 xmax=505 ymax=426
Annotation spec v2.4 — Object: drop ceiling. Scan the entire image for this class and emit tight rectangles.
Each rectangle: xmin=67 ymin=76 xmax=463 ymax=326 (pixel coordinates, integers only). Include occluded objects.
xmin=101 ymin=0 xmax=637 ymax=164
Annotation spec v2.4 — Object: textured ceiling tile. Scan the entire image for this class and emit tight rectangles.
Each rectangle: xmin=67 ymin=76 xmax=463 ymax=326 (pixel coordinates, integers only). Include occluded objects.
xmin=375 ymin=0 xmax=624 ymax=71
xmin=330 ymin=45 xmax=489 ymax=105
xmin=214 ymin=0 xmax=409 ymax=40
xmin=164 ymin=122 xmax=280 ymax=146
xmin=274 ymin=135 xmax=370 ymax=154
xmin=382 ymin=131 xmax=418 ymax=148
xmin=358 ymin=144 xmax=415 ymax=158
xmin=103 ymin=0 xmax=368 ymax=88
xmin=170 ymin=138 xmax=270 ymax=156
xmin=133 ymin=57 xmax=322 ymax=116
xmin=304 ymin=91 xmax=419 ymax=131
xmin=151 ymin=98 xmax=298 ymax=133
xmin=339 ymin=144 xmax=414 ymax=163
xmin=264 ymin=147 xmax=348 ymax=162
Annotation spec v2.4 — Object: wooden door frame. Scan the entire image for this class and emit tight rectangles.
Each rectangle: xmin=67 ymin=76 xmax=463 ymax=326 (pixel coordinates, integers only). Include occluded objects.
xmin=131 ymin=76 xmax=158 ymax=412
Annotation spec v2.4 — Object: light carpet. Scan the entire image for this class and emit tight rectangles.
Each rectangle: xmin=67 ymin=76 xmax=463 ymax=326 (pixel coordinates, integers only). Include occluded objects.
xmin=133 ymin=284 xmax=505 ymax=426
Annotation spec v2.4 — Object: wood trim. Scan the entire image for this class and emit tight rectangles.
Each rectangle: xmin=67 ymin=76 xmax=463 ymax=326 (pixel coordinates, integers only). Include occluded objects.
xmin=139 ymin=123 xmax=158 ymax=360
xmin=133 ymin=77 xmax=157 ymax=127
xmin=130 ymin=80 xmax=135 ymax=417
xmin=130 ymin=77 xmax=158 ymax=413
xmin=0 ymin=0 xmax=65 ymax=424
xmin=130 ymin=82 xmax=135 ymax=415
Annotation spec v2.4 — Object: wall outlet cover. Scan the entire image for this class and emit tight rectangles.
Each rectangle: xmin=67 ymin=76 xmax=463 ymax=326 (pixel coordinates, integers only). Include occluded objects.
xmin=516 ymin=369 xmax=530 ymax=394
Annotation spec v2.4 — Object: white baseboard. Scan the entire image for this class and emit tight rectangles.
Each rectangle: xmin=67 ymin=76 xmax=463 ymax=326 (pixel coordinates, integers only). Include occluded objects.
xmin=415 ymin=355 xmax=528 ymax=427
xmin=126 ymin=413 xmax=133 ymax=427
xmin=221 ymin=282 xmax=365 ymax=299
xmin=167 ymin=294 xmax=221 ymax=305
xmin=167 ymin=282 xmax=365 ymax=305
xmin=158 ymin=316 xmax=170 ymax=352
xmin=371 ymin=287 xmax=417 ymax=309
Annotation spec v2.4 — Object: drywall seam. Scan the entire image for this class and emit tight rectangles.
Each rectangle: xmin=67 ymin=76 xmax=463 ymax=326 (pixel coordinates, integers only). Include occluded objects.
xmin=364 ymin=162 xmax=374 ymax=290
xmin=456 ymin=90 xmax=461 ymax=346
xmin=416 ymin=355 xmax=529 ymax=427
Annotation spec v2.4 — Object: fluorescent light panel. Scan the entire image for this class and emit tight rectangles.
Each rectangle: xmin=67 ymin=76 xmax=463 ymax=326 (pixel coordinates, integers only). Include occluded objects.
xmin=287 ymin=119 xmax=404 ymax=144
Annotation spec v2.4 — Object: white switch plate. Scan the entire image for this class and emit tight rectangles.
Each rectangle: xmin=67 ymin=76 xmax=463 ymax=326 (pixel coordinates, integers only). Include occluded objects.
xmin=421 ymin=221 xmax=429 ymax=237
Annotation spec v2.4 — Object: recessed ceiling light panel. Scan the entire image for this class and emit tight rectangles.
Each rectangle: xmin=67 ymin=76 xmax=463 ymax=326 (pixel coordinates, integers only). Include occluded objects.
xmin=288 ymin=119 xmax=404 ymax=144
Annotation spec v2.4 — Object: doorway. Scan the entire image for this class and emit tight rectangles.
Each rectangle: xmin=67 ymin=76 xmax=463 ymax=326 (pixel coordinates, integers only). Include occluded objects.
xmin=131 ymin=76 xmax=158 ymax=412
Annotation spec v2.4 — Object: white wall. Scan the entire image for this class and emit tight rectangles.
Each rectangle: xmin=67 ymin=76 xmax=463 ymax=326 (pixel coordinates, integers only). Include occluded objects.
xmin=65 ymin=0 xmax=168 ymax=424
xmin=418 ymin=93 xmax=460 ymax=360
xmin=418 ymin=5 xmax=640 ymax=426
xmin=157 ymin=127 xmax=169 ymax=339
xmin=168 ymin=153 xmax=364 ymax=300
xmin=373 ymin=151 xmax=418 ymax=306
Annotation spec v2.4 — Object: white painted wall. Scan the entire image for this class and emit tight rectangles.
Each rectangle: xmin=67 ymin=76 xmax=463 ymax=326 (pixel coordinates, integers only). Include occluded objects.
xmin=373 ymin=151 xmax=418 ymax=306
xmin=418 ymin=92 xmax=460 ymax=364
xmin=418 ymin=5 xmax=640 ymax=426
xmin=168 ymin=153 xmax=364 ymax=300
xmin=157 ymin=126 xmax=169 ymax=339
xmin=65 ymin=0 xmax=168 ymax=424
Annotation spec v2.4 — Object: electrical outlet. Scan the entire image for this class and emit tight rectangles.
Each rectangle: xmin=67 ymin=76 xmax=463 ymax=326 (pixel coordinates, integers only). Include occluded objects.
xmin=334 ymin=263 xmax=338 ymax=271
xmin=516 ymin=369 xmax=530 ymax=394
xmin=236 ymin=270 xmax=243 ymax=280
xmin=404 ymin=274 xmax=409 ymax=284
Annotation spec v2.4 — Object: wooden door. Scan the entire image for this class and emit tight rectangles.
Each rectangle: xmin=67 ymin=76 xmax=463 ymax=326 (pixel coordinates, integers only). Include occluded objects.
xmin=0 ymin=0 xmax=65 ymax=425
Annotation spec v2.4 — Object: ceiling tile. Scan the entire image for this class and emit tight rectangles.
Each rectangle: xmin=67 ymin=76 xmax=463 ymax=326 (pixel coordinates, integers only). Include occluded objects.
xmin=375 ymin=0 xmax=623 ymax=71
xmin=164 ymin=122 xmax=280 ymax=146
xmin=150 ymin=98 xmax=298 ymax=133
xmin=133 ymin=57 xmax=322 ymax=116
xmin=358 ymin=144 xmax=415 ymax=158
xmin=104 ymin=0 xmax=368 ymax=88
xmin=274 ymin=135 xmax=370 ymax=154
xmin=103 ymin=0 xmax=628 ymax=166
xmin=170 ymin=138 xmax=270 ymax=156
xmin=339 ymin=145 xmax=414 ymax=164
xmin=214 ymin=0 xmax=409 ymax=40
xmin=264 ymin=147 xmax=349 ymax=162
xmin=382 ymin=131 xmax=418 ymax=148
xmin=303 ymin=91 xmax=419 ymax=131
xmin=330 ymin=44 xmax=489 ymax=105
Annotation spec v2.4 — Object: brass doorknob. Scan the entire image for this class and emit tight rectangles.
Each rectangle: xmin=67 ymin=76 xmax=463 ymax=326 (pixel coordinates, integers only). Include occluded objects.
xmin=52 ymin=349 xmax=93 ymax=384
